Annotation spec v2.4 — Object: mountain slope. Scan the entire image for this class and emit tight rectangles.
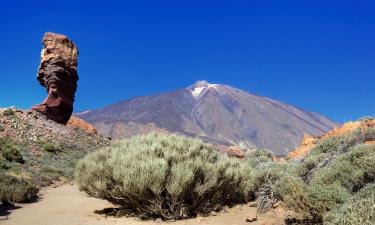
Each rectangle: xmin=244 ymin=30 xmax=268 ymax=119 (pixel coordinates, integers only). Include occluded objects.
xmin=77 ymin=81 xmax=340 ymax=155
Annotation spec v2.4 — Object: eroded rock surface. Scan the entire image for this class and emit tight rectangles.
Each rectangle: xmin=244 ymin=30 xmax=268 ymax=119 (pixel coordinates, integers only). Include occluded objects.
xmin=32 ymin=32 xmax=79 ymax=124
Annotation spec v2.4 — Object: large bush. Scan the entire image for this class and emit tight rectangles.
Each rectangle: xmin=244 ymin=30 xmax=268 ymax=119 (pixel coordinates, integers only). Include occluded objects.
xmin=324 ymin=183 xmax=375 ymax=225
xmin=0 ymin=173 xmax=38 ymax=203
xmin=75 ymin=133 xmax=254 ymax=220
xmin=311 ymin=144 xmax=375 ymax=193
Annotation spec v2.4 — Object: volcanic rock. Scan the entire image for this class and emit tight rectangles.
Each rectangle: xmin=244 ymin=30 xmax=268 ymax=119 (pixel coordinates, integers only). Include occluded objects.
xmin=67 ymin=116 xmax=97 ymax=134
xmin=32 ymin=32 xmax=79 ymax=124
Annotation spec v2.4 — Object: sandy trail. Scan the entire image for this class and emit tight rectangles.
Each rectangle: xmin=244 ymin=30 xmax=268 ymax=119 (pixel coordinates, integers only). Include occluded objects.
xmin=0 ymin=184 xmax=287 ymax=225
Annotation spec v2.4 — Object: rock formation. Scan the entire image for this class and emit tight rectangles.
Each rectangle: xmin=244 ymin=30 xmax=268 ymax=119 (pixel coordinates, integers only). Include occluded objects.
xmin=32 ymin=32 xmax=79 ymax=124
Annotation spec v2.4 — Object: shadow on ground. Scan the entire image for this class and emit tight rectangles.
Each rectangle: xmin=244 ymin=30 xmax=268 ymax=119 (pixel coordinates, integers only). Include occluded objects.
xmin=0 ymin=203 xmax=21 ymax=221
xmin=0 ymin=197 xmax=41 ymax=221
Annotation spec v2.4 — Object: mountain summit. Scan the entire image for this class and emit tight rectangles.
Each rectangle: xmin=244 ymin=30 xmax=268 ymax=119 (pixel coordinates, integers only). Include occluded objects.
xmin=77 ymin=81 xmax=340 ymax=155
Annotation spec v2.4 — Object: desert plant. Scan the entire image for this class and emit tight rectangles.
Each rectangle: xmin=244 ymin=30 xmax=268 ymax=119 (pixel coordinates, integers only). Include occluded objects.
xmin=0 ymin=138 xmax=24 ymax=163
xmin=0 ymin=124 xmax=4 ymax=132
xmin=311 ymin=144 xmax=375 ymax=193
xmin=298 ymin=133 xmax=360 ymax=182
xmin=324 ymin=183 xmax=375 ymax=225
xmin=245 ymin=150 xmax=274 ymax=168
xmin=75 ymin=133 xmax=254 ymax=220
xmin=271 ymin=177 xmax=349 ymax=224
xmin=42 ymin=143 xmax=60 ymax=153
xmin=2 ymin=109 xmax=15 ymax=116
xmin=362 ymin=126 xmax=375 ymax=143
xmin=250 ymin=161 xmax=298 ymax=213
xmin=0 ymin=172 xmax=39 ymax=203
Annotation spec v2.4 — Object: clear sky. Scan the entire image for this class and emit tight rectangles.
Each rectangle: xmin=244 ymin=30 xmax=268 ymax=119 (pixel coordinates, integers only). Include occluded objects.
xmin=0 ymin=0 xmax=374 ymax=122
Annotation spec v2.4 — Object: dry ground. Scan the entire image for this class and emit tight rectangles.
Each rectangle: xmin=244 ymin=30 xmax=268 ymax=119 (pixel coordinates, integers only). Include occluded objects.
xmin=0 ymin=185 xmax=287 ymax=225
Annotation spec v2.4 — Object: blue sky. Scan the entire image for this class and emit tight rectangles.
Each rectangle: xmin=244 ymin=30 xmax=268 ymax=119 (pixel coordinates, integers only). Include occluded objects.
xmin=0 ymin=0 xmax=374 ymax=122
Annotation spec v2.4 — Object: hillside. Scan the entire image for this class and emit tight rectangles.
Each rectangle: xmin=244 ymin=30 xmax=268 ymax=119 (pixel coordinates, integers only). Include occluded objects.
xmin=77 ymin=80 xmax=340 ymax=156
xmin=288 ymin=117 xmax=375 ymax=159
xmin=0 ymin=107 xmax=109 ymax=202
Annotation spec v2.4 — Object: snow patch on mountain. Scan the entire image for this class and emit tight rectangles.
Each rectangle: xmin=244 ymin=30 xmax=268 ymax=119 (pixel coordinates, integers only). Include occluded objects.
xmin=189 ymin=80 xmax=219 ymax=98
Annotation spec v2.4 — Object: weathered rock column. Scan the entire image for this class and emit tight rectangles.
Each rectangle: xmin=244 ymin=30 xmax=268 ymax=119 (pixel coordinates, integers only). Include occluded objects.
xmin=32 ymin=32 xmax=79 ymax=124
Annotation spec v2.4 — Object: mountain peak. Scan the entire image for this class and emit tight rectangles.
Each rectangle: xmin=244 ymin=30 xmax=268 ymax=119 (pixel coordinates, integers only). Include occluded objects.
xmin=193 ymin=80 xmax=210 ymax=87
xmin=188 ymin=80 xmax=219 ymax=98
xmin=78 ymin=81 xmax=340 ymax=156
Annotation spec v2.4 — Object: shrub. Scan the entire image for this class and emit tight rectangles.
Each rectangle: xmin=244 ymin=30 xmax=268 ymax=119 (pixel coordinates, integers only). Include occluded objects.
xmin=309 ymin=133 xmax=358 ymax=156
xmin=0 ymin=173 xmax=39 ymax=203
xmin=0 ymin=156 xmax=11 ymax=170
xmin=245 ymin=150 xmax=274 ymax=168
xmin=0 ymin=139 xmax=24 ymax=163
xmin=363 ymin=126 xmax=375 ymax=143
xmin=43 ymin=143 xmax=60 ymax=153
xmin=311 ymin=144 xmax=375 ymax=193
xmin=75 ymin=133 xmax=254 ymax=220
xmin=298 ymin=133 xmax=360 ymax=182
xmin=0 ymin=124 xmax=4 ymax=132
xmin=2 ymin=109 xmax=15 ymax=116
xmin=324 ymin=183 xmax=375 ymax=224
xmin=273 ymin=177 xmax=349 ymax=224
xmin=252 ymin=162 xmax=297 ymax=213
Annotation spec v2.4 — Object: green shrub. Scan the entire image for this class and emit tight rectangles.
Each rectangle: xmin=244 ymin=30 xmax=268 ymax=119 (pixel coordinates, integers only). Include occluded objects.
xmin=2 ymin=109 xmax=15 ymax=116
xmin=363 ymin=126 xmax=375 ymax=143
xmin=0 ymin=173 xmax=39 ymax=203
xmin=38 ymin=166 xmax=65 ymax=185
xmin=324 ymin=183 xmax=375 ymax=225
xmin=251 ymin=162 xmax=297 ymax=213
xmin=311 ymin=144 xmax=375 ymax=193
xmin=245 ymin=150 xmax=274 ymax=168
xmin=298 ymin=133 xmax=360 ymax=182
xmin=43 ymin=143 xmax=60 ymax=153
xmin=310 ymin=133 xmax=358 ymax=156
xmin=0 ymin=124 xmax=4 ymax=132
xmin=75 ymin=133 xmax=254 ymax=220
xmin=0 ymin=156 xmax=11 ymax=170
xmin=0 ymin=139 xmax=24 ymax=163
xmin=273 ymin=177 xmax=349 ymax=224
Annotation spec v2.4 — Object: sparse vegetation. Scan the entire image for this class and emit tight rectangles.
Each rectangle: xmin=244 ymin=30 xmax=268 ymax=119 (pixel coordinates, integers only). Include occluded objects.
xmin=42 ymin=142 xmax=61 ymax=153
xmin=2 ymin=109 xmax=15 ymax=116
xmin=76 ymin=133 xmax=255 ymax=220
xmin=0 ymin=110 xmax=108 ymax=205
xmin=324 ymin=183 xmax=375 ymax=224
xmin=0 ymin=138 xmax=38 ymax=203
xmin=0 ymin=173 xmax=39 ymax=203
xmin=255 ymin=121 xmax=375 ymax=224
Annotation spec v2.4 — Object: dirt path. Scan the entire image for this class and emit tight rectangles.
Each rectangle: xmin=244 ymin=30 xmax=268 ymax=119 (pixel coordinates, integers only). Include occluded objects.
xmin=1 ymin=184 xmax=287 ymax=225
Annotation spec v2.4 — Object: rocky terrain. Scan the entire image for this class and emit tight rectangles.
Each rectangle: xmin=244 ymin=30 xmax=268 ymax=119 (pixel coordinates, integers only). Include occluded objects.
xmin=0 ymin=107 xmax=108 ymax=181
xmin=78 ymin=80 xmax=340 ymax=156
xmin=288 ymin=117 xmax=375 ymax=159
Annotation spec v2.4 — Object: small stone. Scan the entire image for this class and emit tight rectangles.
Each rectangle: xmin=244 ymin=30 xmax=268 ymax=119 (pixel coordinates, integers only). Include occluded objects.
xmin=245 ymin=217 xmax=257 ymax=222
xmin=221 ymin=207 xmax=229 ymax=213
xmin=210 ymin=211 xmax=217 ymax=216
xmin=155 ymin=218 xmax=163 ymax=223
